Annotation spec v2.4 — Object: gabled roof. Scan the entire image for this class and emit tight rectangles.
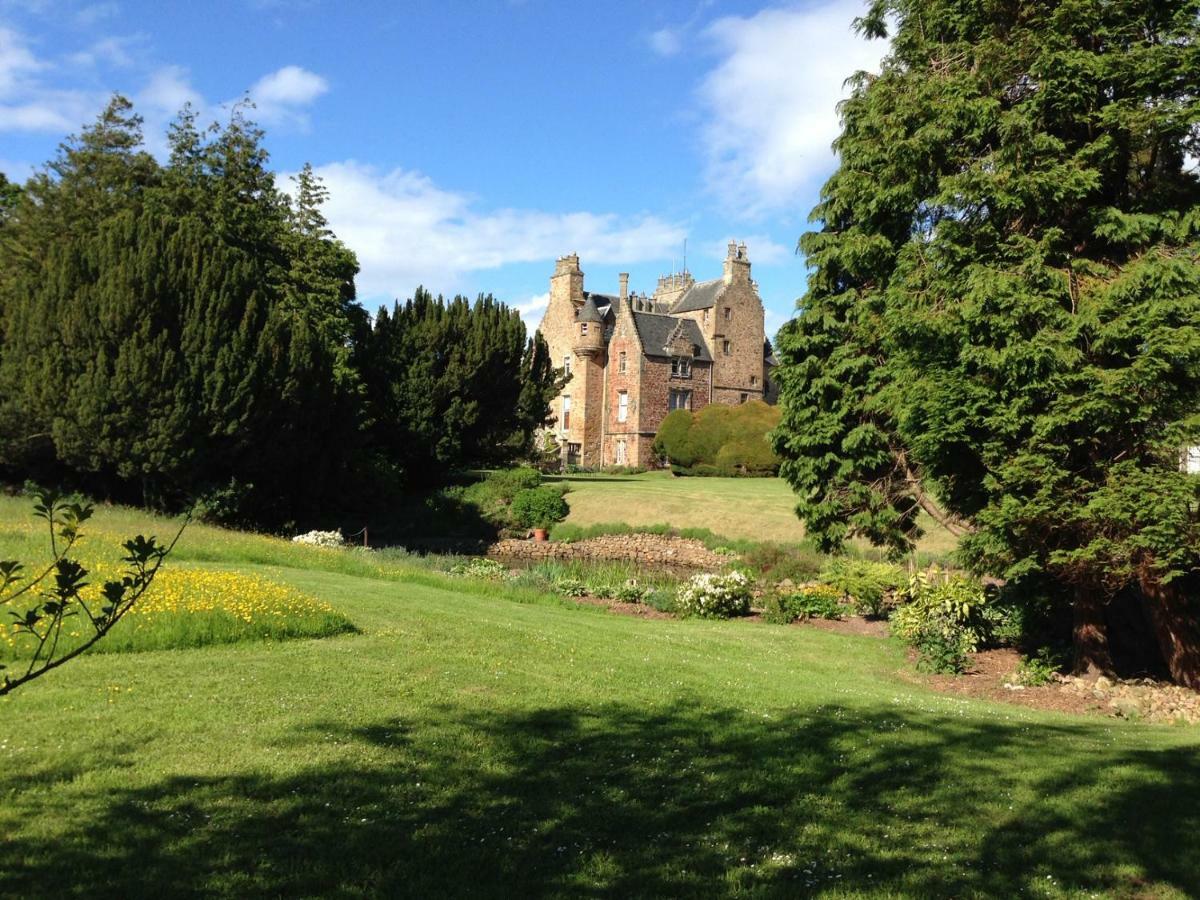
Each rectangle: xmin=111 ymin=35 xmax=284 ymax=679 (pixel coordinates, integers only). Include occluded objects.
xmin=631 ymin=312 xmax=713 ymax=362
xmin=670 ymin=278 xmax=725 ymax=313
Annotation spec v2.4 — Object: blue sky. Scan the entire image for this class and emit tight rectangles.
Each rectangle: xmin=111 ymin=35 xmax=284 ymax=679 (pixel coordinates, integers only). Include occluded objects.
xmin=0 ymin=0 xmax=885 ymax=339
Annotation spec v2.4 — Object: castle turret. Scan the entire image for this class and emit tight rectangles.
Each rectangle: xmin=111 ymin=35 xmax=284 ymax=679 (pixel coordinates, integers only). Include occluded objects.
xmin=574 ymin=294 xmax=604 ymax=356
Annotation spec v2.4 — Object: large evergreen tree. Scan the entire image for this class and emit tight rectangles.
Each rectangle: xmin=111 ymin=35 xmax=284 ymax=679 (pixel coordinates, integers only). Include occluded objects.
xmin=0 ymin=97 xmax=364 ymax=527
xmin=358 ymin=289 xmax=562 ymax=481
xmin=773 ymin=1 xmax=1200 ymax=683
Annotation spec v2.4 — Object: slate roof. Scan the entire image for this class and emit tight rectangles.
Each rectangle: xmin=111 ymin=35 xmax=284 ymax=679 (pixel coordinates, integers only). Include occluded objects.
xmin=583 ymin=291 xmax=617 ymax=322
xmin=631 ymin=312 xmax=713 ymax=362
xmin=576 ymin=294 xmax=604 ymax=323
xmin=670 ymin=278 xmax=725 ymax=313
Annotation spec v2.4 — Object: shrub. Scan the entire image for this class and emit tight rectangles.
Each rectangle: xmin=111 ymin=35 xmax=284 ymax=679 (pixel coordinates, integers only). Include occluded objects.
xmin=555 ymin=577 xmax=587 ymax=597
xmin=763 ymin=583 xmax=844 ymax=624
xmin=448 ymin=557 xmax=511 ymax=580
xmin=818 ymin=558 xmax=906 ymax=618
xmin=292 ymin=529 xmax=345 ymax=548
xmin=741 ymin=542 xmax=825 ymax=584
xmin=487 ymin=467 xmax=542 ymax=495
xmin=615 ymin=580 xmax=651 ymax=604
xmin=510 ymin=486 xmax=569 ymax=529
xmin=654 ymin=401 xmax=782 ymax=476
xmin=1013 ymin=647 xmax=1068 ymax=686
xmin=675 ymin=570 xmax=752 ymax=619
xmin=890 ymin=568 xmax=994 ymax=674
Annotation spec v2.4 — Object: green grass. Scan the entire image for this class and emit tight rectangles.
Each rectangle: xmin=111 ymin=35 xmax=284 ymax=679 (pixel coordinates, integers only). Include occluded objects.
xmin=545 ymin=471 xmax=960 ymax=559
xmin=1 ymin=496 xmax=1199 ymax=898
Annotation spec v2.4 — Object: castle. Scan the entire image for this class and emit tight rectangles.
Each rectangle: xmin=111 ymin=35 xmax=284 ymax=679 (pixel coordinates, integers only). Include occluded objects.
xmin=537 ymin=241 xmax=777 ymax=469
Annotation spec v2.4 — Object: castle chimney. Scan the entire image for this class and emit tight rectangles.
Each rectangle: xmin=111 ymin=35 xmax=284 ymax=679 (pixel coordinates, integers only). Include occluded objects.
xmin=723 ymin=240 xmax=751 ymax=284
xmin=619 ymin=273 xmax=629 ymax=302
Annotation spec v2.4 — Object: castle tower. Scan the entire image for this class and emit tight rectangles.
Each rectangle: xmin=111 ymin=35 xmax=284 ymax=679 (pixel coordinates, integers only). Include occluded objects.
xmin=572 ymin=294 xmax=606 ymax=465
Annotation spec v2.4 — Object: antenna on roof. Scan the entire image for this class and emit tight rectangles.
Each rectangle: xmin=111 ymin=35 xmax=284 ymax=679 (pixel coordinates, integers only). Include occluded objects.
xmin=683 ymin=238 xmax=687 ymax=274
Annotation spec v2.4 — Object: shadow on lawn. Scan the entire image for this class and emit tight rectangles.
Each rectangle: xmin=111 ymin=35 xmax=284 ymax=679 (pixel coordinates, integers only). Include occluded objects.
xmin=3 ymin=703 xmax=1199 ymax=898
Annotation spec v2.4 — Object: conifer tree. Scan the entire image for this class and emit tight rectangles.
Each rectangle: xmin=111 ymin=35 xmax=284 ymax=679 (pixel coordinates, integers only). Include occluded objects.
xmin=773 ymin=0 xmax=1200 ymax=683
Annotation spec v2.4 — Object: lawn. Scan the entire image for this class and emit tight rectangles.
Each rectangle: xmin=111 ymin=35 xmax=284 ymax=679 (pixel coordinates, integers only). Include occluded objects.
xmin=546 ymin=471 xmax=960 ymax=557
xmin=2 ymin=496 xmax=1198 ymax=897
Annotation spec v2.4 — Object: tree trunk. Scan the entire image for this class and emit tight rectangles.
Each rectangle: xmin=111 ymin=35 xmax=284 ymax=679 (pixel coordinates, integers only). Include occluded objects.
xmin=1072 ymin=585 xmax=1113 ymax=677
xmin=1140 ymin=575 xmax=1200 ymax=690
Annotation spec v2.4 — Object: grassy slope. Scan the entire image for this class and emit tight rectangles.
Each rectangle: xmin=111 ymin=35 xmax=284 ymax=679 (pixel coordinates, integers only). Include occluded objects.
xmin=547 ymin=471 xmax=960 ymax=557
xmin=1 ymin=497 xmax=1198 ymax=898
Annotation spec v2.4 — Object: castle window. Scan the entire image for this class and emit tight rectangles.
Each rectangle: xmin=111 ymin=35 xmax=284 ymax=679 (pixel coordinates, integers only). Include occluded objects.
xmin=750 ymin=375 xmax=757 ymax=386
xmin=563 ymin=355 xmax=571 ymax=376
xmin=562 ymin=395 xmax=571 ymax=430
xmin=581 ymin=322 xmax=588 ymax=335
xmin=670 ymin=357 xmax=691 ymax=378
xmin=703 ymin=309 xmax=709 ymax=326
xmin=617 ymin=391 xmax=629 ymax=423
xmin=618 ymin=351 xmax=627 ymax=374
xmin=615 ymin=440 xmax=628 ymax=465
xmin=722 ymin=340 xmax=731 ymax=355
xmin=724 ymin=307 xmax=732 ymax=321
xmin=669 ymin=389 xmax=692 ymax=411
xmin=739 ymin=393 xmax=748 ymax=404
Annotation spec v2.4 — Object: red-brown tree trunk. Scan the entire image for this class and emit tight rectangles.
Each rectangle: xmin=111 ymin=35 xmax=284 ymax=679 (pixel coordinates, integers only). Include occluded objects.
xmin=1140 ymin=576 xmax=1200 ymax=690
xmin=1072 ymin=585 xmax=1113 ymax=677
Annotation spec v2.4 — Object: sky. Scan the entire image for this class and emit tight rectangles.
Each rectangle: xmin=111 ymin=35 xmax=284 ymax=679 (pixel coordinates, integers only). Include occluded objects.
xmin=0 ymin=0 xmax=888 ymax=339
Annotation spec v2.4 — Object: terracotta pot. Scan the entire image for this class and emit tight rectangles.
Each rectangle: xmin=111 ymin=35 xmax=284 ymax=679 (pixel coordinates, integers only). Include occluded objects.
xmin=532 ymin=528 xmax=549 ymax=542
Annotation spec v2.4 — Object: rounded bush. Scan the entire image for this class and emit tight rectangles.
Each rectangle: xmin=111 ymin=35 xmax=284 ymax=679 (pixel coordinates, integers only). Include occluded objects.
xmin=510 ymin=486 xmax=569 ymax=529
xmin=675 ymin=570 xmax=752 ymax=619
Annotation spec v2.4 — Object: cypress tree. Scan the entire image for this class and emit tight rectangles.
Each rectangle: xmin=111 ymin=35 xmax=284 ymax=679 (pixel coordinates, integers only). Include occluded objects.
xmin=773 ymin=0 xmax=1200 ymax=683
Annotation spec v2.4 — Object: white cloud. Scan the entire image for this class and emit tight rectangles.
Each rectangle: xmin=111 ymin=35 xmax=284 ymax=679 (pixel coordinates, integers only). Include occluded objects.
xmin=138 ymin=65 xmax=203 ymax=116
xmin=648 ymin=27 xmax=682 ymax=57
xmin=514 ymin=292 xmax=549 ymax=326
xmin=699 ymin=1 xmax=885 ymax=216
xmin=69 ymin=35 xmax=139 ymax=68
xmin=302 ymin=161 xmax=686 ymax=301
xmin=0 ymin=26 xmax=44 ymax=96
xmin=247 ymin=65 xmax=328 ymax=127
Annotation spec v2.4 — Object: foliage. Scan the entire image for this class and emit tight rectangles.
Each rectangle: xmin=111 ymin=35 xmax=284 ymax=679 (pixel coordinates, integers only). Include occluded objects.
xmin=1013 ymin=647 xmax=1069 ymax=687
xmin=0 ymin=98 xmax=563 ymax=531
xmin=356 ymin=290 xmax=564 ymax=482
xmin=0 ymin=488 xmax=183 ymax=694
xmin=510 ymin=486 xmax=570 ymax=530
xmin=675 ymin=570 xmax=753 ymax=619
xmin=818 ymin=558 xmax=906 ymax=618
xmin=291 ymin=529 xmax=346 ymax=548
xmin=771 ymin=0 xmax=1200 ymax=681
xmin=763 ymin=583 xmax=844 ymax=625
xmin=614 ymin=580 xmax=651 ymax=604
xmin=447 ymin=557 xmax=511 ymax=580
xmin=554 ymin=577 xmax=588 ymax=597
xmin=0 ymin=98 xmax=365 ymax=527
xmin=890 ymin=568 xmax=998 ymax=674
xmin=653 ymin=401 xmax=781 ymax=476
xmin=739 ymin=542 xmax=825 ymax=585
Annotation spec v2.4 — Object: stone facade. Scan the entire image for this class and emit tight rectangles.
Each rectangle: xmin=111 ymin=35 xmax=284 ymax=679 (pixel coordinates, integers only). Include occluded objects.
xmin=537 ymin=242 xmax=775 ymax=469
